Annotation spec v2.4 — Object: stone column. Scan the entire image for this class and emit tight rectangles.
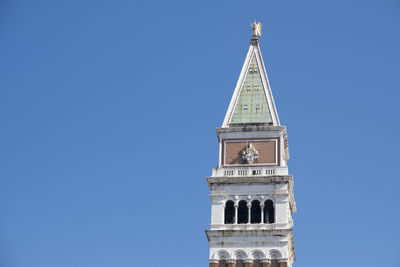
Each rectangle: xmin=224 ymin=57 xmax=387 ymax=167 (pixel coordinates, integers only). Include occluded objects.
xmin=261 ymin=259 xmax=271 ymax=267
xmin=234 ymin=203 xmax=238 ymax=224
xmin=244 ymin=259 xmax=253 ymax=267
xmin=278 ymin=259 xmax=287 ymax=267
xmin=227 ymin=259 xmax=236 ymax=267
xmin=209 ymin=259 xmax=219 ymax=267
xmin=260 ymin=203 xmax=265 ymax=224
xmin=247 ymin=203 xmax=252 ymax=224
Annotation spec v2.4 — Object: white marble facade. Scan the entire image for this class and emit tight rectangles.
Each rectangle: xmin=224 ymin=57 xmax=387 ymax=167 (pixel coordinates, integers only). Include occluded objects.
xmin=206 ymin=34 xmax=296 ymax=266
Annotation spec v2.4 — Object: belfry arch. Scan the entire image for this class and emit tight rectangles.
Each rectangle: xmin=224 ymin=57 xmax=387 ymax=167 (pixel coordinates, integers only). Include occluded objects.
xmin=251 ymin=200 xmax=261 ymax=224
xmin=224 ymin=200 xmax=235 ymax=224
xmin=237 ymin=200 xmax=248 ymax=224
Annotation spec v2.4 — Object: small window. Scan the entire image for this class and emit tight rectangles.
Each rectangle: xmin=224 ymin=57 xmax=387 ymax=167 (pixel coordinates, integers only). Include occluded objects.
xmin=256 ymin=104 xmax=260 ymax=111
xmin=246 ymin=85 xmax=251 ymax=91
xmin=243 ymin=105 xmax=248 ymax=111
xmin=251 ymin=66 xmax=258 ymax=73
xmin=254 ymin=86 xmax=259 ymax=91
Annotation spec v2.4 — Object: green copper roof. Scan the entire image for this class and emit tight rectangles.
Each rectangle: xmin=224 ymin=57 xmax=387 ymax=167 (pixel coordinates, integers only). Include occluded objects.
xmin=230 ymin=55 xmax=273 ymax=125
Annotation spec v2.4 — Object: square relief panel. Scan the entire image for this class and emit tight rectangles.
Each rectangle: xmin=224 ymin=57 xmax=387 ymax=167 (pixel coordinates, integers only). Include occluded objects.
xmin=223 ymin=139 xmax=278 ymax=166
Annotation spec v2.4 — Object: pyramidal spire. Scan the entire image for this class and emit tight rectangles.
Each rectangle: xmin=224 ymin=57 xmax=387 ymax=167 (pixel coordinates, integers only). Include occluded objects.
xmin=222 ymin=22 xmax=280 ymax=127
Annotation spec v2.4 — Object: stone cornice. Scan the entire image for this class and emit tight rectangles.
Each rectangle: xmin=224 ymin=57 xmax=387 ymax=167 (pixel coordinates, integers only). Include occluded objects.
xmin=206 ymin=229 xmax=292 ymax=239
xmin=216 ymin=125 xmax=286 ymax=134
xmin=208 ymin=240 xmax=290 ymax=246
xmin=209 ymin=224 xmax=294 ymax=232
xmin=207 ymin=175 xmax=293 ymax=186
xmin=216 ymin=126 xmax=286 ymax=142
xmin=210 ymin=191 xmax=289 ymax=198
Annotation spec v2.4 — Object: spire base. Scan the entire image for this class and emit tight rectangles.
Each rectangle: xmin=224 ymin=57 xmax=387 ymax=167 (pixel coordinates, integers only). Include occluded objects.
xmin=250 ymin=35 xmax=259 ymax=46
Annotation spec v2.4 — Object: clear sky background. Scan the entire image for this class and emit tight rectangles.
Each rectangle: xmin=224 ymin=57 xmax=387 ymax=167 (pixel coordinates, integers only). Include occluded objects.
xmin=1 ymin=1 xmax=399 ymax=267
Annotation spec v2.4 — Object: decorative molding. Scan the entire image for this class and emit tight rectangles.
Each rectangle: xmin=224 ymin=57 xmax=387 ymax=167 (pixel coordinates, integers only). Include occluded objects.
xmin=234 ymin=249 xmax=248 ymax=260
xmin=251 ymin=249 xmax=265 ymax=260
xmin=268 ymin=249 xmax=282 ymax=259
xmin=216 ymin=250 xmax=231 ymax=260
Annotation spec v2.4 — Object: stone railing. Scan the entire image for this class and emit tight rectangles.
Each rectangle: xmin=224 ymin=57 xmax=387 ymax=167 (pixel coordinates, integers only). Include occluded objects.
xmin=211 ymin=166 xmax=288 ymax=177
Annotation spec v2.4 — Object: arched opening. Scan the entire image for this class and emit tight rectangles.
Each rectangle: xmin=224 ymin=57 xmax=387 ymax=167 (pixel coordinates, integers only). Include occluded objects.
xmin=250 ymin=200 xmax=261 ymax=223
xmin=224 ymin=200 xmax=235 ymax=224
xmin=252 ymin=250 xmax=264 ymax=267
xmin=216 ymin=250 xmax=230 ymax=267
xmin=264 ymin=200 xmax=275 ymax=224
xmin=269 ymin=249 xmax=282 ymax=265
xmin=238 ymin=200 xmax=248 ymax=224
xmin=234 ymin=250 xmax=247 ymax=266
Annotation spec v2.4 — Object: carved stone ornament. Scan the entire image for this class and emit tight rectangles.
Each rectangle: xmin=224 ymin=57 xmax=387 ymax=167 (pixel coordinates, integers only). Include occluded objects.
xmin=242 ymin=143 xmax=259 ymax=164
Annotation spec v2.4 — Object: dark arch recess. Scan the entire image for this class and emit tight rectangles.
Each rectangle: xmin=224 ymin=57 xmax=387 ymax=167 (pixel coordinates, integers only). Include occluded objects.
xmin=264 ymin=199 xmax=275 ymax=224
xmin=251 ymin=200 xmax=261 ymax=223
xmin=224 ymin=200 xmax=235 ymax=224
xmin=238 ymin=200 xmax=248 ymax=224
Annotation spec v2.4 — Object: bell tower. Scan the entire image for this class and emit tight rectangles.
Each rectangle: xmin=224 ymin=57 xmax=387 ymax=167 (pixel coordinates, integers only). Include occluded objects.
xmin=206 ymin=23 xmax=296 ymax=267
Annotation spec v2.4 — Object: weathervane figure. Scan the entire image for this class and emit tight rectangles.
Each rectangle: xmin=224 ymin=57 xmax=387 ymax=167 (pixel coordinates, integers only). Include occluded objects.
xmin=251 ymin=21 xmax=262 ymax=36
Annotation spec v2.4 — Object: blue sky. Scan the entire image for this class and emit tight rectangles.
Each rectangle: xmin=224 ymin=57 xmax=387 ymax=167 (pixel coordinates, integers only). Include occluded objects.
xmin=1 ymin=0 xmax=399 ymax=266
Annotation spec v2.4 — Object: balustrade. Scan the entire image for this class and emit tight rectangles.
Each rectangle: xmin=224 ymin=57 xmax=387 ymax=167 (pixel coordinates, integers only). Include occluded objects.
xmin=212 ymin=167 xmax=288 ymax=177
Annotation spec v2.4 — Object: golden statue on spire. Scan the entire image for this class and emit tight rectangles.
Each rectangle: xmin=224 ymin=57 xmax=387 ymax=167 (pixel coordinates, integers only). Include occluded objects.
xmin=251 ymin=21 xmax=262 ymax=36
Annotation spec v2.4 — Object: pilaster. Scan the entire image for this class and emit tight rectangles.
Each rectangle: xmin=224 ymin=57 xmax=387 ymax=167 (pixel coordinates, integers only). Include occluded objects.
xmin=209 ymin=259 xmax=219 ymax=267
xmin=244 ymin=259 xmax=253 ymax=267
xmin=227 ymin=259 xmax=236 ymax=267
xmin=278 ymin=259 xmax=288 ymax=267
